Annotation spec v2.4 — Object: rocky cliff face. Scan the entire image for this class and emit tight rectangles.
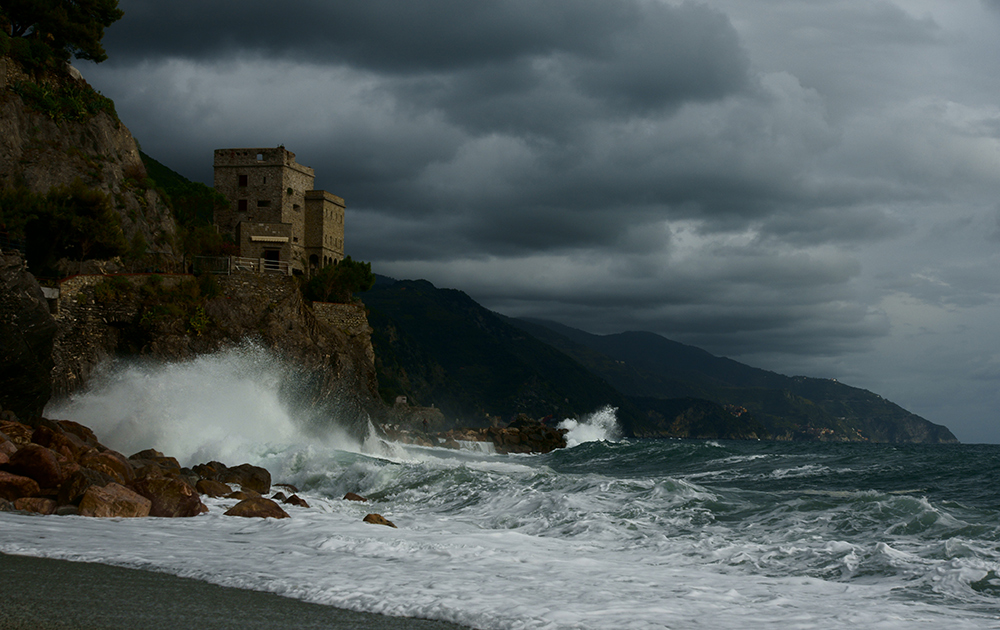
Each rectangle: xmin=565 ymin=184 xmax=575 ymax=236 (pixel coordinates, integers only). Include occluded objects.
xmin=50 ymin=272 xmax=381 ymax=438
xmin=0 ymin=252 xmax=56 ymax=420
xmin=0 ymin=57 xmax=177 ymax=262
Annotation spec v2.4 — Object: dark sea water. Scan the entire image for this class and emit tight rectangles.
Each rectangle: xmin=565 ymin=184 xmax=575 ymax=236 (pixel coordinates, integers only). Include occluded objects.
xmin=4 ymin=349 xmax=999 ymax=629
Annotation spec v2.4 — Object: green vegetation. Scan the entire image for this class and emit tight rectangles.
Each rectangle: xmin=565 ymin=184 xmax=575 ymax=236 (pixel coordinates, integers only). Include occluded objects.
xmin=139 ymin=152 xmax=235 ymax=259
xmin=303 ymin=256 xmax=375 ymax=304
xmin=0 ymin=179 xmax=127 ymax=275
xmin=1 ymin=0 xmax=124 ymax=66
xmin=11 ymin=79 xmax=117 ymax=122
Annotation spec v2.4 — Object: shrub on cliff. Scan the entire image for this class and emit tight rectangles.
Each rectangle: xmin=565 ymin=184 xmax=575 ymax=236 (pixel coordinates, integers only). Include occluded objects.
xmin=2 ymin=180 xmax=127 ymax=275
xmin=303 ymin=257 xmax=375 ymax=304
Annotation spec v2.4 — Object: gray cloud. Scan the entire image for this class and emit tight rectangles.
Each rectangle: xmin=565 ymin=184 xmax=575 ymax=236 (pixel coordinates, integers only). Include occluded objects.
xmin=79 ymin=1 xmax=1000 ymax=441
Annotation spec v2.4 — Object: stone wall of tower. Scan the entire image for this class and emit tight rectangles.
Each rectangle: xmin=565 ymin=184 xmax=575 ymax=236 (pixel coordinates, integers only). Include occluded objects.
xmin=213 ymin=148 xmax=315 ymax=242
xmin=304 ymin=190 xmax=346 ymax=271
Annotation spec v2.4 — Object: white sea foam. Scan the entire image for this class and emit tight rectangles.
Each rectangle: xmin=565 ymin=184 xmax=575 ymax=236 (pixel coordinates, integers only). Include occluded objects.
xmin=10 ymin=348 xmax=999 ymax=629
xmin=558 ymin=405 xmax=622 ymax=447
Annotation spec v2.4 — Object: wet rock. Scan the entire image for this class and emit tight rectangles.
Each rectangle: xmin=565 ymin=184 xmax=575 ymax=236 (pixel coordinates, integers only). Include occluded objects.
xmin=78 ymin=482 xmax=151 ymax=518
xmin=192 ymin=460 xmax=228 ymax=481
xmin=0 ymin=420 xmax=33 ymax=446
xmin=223 ymin=497 xmax=289 ymax=519
xmin=58 ymin=468 xmax=114 ymax=506
xmin=4 ymin=443 xmax=65 ymax=488
xmin=0 ymin=471 xmax=40 ymax=501
xmin=130 ymin=476 xmax=207 ymax=518
xmin=195 ymin=479 xmax=232 ymax=498
xmin=226 ymin=489 xmax=261 ymax=501
xmin=31 ymin=424 xmax=88 ymax=460
xmin=0 ymin=437 xmax=16 ymax=457
xmin=271 ymin=491 xmax=287 ymax=502
xmin=274 ymin=483 xmax=299 ymax=493
xmin=14 ymin=497 xmax=56 ymax=515
xmin=56 ymin=420 xmax=98 ymax=447
xmin=79 ymin=449 xmax=135 ymax=485
xmin=0 ymin=497 xmax=13 ymax=511
xmin=343 ymin=492 xmax=368 ymax=502
xmin=0 ymin=451 xmax=7 ymax=466
xmin=55 ymin=504 xmax=78 ymax=516
xmin=283 ymin=494 xmax=309 ymax=508
xmin=363 ymin=513 xmax=397 ymax=528
xmin=218 ymin=463 xmax=271 ymax=495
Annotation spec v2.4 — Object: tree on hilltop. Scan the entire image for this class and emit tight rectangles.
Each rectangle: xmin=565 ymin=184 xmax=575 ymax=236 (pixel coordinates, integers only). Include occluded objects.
xmin=1 ymin=0 xmax=124 ymax=64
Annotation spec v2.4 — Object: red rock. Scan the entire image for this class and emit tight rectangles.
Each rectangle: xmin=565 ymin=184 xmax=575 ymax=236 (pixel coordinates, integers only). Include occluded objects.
xmin=14 ymin=497 xmax=56 ymax=515
xmin=344 ymin=492 xmax=368 ymax=502
xmin=363 ymin=513 xmax=397 ymax=528
xmin=0 ymin=470 xmax=40 ymax=501
xmin=226 ymin=489 xmax=261 ymax=501
xmin=58 ymin=468 xmax=114 ymax=506
xmin=79 ymin=449 xmax=135 ymax=485
xmin=130 ymin=476 xmax=207 ymax=518
xmin=78 ymin=482 xmax=151 ymax=518
xmin=218 ymin=463 xmax=271 ymax=494
xmin=195 ymin=478 xmax=231 ymax=498
xmin=56 ymin=420 xmax=98 ymax=446
xmin=0 ymin=420 xmax=32 ymax=446
xmin=0 ymin=438 xmax=16 ymax=457
xmin=31 ymin=425 xmax=88 ymax=460
xmin=5 ymin=443 xmax=64 ymax=488
xmin=223 ymin=497 xmax=289 ymax=519
xmin=283 ymin=494 xmax=309 ymax=508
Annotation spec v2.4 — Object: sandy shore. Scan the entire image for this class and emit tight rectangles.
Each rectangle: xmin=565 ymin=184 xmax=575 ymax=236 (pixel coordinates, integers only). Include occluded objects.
xmin=0 ymin=552 xmax=471 ymax=630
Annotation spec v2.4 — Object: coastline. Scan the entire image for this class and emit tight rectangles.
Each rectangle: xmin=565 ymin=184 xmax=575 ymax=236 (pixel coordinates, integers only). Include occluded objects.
xmin=0 ymin=552 xmax=471 ymax=630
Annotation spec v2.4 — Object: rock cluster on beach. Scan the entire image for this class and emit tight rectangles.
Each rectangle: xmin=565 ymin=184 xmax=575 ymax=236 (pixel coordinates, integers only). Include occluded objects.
xmin=0 ymin=409 xmax=310 ymax=520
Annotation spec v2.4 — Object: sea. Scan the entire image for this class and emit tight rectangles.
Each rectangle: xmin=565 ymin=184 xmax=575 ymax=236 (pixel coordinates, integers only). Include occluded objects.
xmin=3 ymin=346 xmax=1000 ymax=630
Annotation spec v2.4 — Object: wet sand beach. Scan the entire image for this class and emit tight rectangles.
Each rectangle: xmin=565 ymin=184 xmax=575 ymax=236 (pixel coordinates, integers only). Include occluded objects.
xmin=0 ymin=553 xmax=470 ymax=630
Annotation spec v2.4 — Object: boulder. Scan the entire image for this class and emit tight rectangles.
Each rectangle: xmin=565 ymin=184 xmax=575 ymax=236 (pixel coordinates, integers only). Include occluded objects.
xmin=0 ymin=471 xmax=40 ymax=501
xmin=0 ymin=437 xmax=16 ymax=456
xmin=4 ymin=443 xmax=64 ymax=488
xmin=271 ymin=491 xmax=287 ymax=502
xmin=14 ymin=497 xmax=56 ymax=515
xmin=58 ymin=468 xmax=114 ymax=506
xmin=274 ymin=483 xmax=299 ymax=493
xmin=79 ymin=449 xmax=135 ymax=485
xmin=0 ymin=497 xmax=13 ymax=511
xmin=0 ymin=420 xmax=33 ymax=446
xmin=343 ymin=492 xmax=368 ymax=502
xmin=218 ymin=463 xmax=271 ymax=494
xmin=0 ymin=451 xmax=7 ymax=466
xmin=223 ymin=497 xmax=289 ymax=519
xmin=192 ymin=460 xmax=228 ymax=481
xmin=78 ymin=482 xmax=151 ymax=518
xmin=195 ymin=479 xmax=232 ymax=498
xmin=363 ymin=513 xmax=397 ymax=528
xmin=130 ymin=476 xmax=207 ymax=518
xmin=284 ymin=494 xmax=309 ymax=508
xmin=56 ymin=420 xmax=98 ymax=446
xmin=226 ymin=489 xmax=260 ymax=501
xmin=31 ymin=424 xmax=88 ymax=460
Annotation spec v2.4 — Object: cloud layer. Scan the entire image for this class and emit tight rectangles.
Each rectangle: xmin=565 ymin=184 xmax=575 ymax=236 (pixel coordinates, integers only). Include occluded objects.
xmin=79 ymin=0 xmax=1000 ymax=441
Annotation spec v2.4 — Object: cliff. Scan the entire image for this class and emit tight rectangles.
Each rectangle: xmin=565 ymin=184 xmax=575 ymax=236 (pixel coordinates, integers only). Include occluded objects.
xmin=0 ymin=56 xmax=177 ymax=266
xmin=49 ymin=272 xmax=381 ymax=438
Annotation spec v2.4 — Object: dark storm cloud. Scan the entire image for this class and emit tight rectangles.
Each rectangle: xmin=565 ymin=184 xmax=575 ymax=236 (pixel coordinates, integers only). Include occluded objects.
xmin=79 ymin=2 xmax=1000 ymax=441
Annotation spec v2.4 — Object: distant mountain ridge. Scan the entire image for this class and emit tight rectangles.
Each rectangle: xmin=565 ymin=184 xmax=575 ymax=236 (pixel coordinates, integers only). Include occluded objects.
xmin=510 ymin=318 xmax=957 ymax=443
xmin=364 ymin=276 xmax=957 ymax=443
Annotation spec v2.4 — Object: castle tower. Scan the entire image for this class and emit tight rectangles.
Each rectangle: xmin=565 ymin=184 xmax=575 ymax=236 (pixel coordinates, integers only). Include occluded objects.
xmin=213 ymin=147 xmax=344 ymax=274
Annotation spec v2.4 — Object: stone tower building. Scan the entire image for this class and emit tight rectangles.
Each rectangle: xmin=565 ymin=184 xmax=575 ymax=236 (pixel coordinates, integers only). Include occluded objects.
xmin=213 ymin=147 xmax=345 ymax=274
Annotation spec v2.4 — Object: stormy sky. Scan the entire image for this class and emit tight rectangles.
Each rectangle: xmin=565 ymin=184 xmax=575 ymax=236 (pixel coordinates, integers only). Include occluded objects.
xmin=77 ymin=1 xmax=1000 ymax=442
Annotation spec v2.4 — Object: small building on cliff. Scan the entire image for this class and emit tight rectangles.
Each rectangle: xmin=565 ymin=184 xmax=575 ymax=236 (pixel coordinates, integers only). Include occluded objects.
xmin=213 ymin=147 xmax=344 ymax=275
